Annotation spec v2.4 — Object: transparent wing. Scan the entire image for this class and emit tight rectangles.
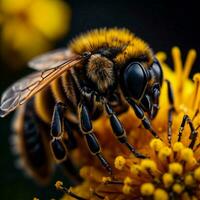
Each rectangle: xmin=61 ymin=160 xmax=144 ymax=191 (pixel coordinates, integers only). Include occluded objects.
xmin=0 ymin=55 xmax=83 ymax=117
xmin=28 ymin=48 xmax=74 ymax=70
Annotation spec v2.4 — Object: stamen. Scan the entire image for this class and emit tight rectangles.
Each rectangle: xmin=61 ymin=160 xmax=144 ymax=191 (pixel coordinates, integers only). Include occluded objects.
xmin=192 ymin=74 xmax=200 ymax=110
xmin=194 ymin=167 xmax=200 ymax=181
xmin=154 ymin=188 xmax=169 ymax=200
xmin=168 ymin=163 xmax=183 ymax=175
xmin=192 ymin=109 xmax=199 ymax=121
xmin=195 ymin=124 xmax=200 ymax=131
xmin=55 ymin=181 xmax=87 ymax=200
xmin=162 ymin=173 xmax=174 ymax=188
xmin=141 ymin=183 xmax=155 ymax=196
xmin=156 ymin=52 xmax=167 ymax=62
xmin=183 ymin=49 xmax=197 ymax=80
xmin=194 ymin=142 xmax=200 ymax=152
xmin=172 ymin=47 xmax=183 ymax=93
xmin=102 ymin=177 xmax=123 ymax=185
xmin=114 ymin=156 xmax=126 ymax=170
xmin=172 ymin=183 xmax=184 ymax=194
xmin=122 ymin=184 xmax=132 ymax=194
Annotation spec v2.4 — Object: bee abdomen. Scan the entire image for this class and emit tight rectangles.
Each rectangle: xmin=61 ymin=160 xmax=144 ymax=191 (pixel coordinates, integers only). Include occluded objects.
xmin=23 ymin=117 xmax=47 ymax=168
xmin=13 ymin=99 xmax=53 ymax=184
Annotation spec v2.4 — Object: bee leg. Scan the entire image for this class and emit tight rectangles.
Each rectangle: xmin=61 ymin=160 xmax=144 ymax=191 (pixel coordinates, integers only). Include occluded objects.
xmin=50 ymin=138 xmax=68 ymax=162
xmin=50 ymin=102 xmax=69 ymax=162
xmin=104 ymin=102 xmax=146 ymax=158
xmin=165 ymin=80 xmax=175 ymax=145
xmin=63 ymin=118 xmax=77 ymax=150
xmin=78 ymin=102 xmax=112 ymax=174
xmin=61 ymin=119 xmax=82 ymax=182
xmin=127 ymin=98 xmax=159 ymax=139
xmin=51 ymin=102 xmax=66 ymax=138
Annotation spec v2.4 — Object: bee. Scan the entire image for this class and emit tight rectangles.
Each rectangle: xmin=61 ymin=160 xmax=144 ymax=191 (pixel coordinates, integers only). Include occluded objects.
xmin=1 ymin=28 xmax=173 ymax=185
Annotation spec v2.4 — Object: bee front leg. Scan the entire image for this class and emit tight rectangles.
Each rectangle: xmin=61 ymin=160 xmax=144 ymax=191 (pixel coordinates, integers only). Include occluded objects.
xmin=103 ymin=102 xmax=146 ymax=158
xmin=78 ymin=102 xmax=112 ymax=175
xmin=127 ymin=98 xmax=159 ymax=139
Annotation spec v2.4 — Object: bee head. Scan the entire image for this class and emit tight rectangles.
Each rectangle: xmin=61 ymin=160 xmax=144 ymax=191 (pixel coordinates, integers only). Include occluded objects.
xmin=123 ymin=59 xmax=163 ymax=119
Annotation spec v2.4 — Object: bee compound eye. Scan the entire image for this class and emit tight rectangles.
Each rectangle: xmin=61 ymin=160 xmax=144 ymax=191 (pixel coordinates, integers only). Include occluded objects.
xmin=124 ymin=62 xmax=148 ymax=100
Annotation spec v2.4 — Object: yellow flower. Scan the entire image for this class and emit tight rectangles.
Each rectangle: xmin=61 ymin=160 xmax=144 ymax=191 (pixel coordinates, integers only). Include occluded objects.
xmin=0 ymin=0 xmax=71 ymax=67
xmin=59 ymin=47 xmax=200 ymax=200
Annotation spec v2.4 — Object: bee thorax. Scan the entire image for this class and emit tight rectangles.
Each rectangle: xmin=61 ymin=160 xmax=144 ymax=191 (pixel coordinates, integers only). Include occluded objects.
xmin=87 ymin=54 xmax=114 ymax=92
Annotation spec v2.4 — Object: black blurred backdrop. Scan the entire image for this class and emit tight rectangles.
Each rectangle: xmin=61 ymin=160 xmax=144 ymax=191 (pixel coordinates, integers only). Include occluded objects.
xmin=0 ymin=0 xmax=199 ymax=199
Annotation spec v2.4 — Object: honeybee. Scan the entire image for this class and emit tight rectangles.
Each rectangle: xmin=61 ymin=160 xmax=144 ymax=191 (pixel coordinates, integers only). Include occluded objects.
xmin=0 ymin=28 xmax=170 ymax=185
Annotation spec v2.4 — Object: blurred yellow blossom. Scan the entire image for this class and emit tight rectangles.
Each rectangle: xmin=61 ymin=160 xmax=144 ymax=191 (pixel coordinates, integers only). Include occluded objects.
xmin=59 ymin=47 xmax=200 ymax=200
xmin=0 ymin=0 xmax=71 ymax=68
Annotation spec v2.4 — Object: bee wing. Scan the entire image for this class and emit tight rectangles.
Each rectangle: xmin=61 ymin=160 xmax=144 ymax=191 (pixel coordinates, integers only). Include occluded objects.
xmin=0 ymin=55 xmax=83 ymax=117
xmin=28 ymin=48 xmax=74 ymax=70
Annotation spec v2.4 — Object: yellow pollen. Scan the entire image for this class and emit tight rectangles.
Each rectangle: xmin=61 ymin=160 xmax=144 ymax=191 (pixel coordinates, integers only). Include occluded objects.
xmin=55 ymin=180 xmax=63 ymax=190
xmin=154 ymin=188 xmax=169 ymax=200
xmin=141 ymin=159 xmax=157 ymax=172
xmin=172 ymin=183 xmax=184 ymax=194
xmin=172 ymin=142 xmax=184 ymax=152
xmin=140 ymin=183 xmax=155 ymax=196
xmin=150 ymin=139 xmax=164 ymax=151
xmin=180 ymin=148 xmax=194 ymax=162
xmin=114 ymin=156 xmax=126 ymax=170
xmin=102 ymin=176 xmax=112 ymax=183
xmin=158 ymin=147 xmax=172 ymax=161
xmin=33 ymin=198 xmax=39 ymax=200
xmin=124 ymin=177 xmax=133 ymax=185
xmin=189 ymin=157 xmax=197 ymax=166
xmin=130 ymin=164 xmax=142 ymax=175
xmin=184 ymin=174 xmax=195 ymax=186
xmin=194 ymin=167 xmax=200 ymax=181
xmin=162 ymin=173 xmax=174 ymax=188
xmin=169 ymin=163 xmax=183 ymax=175
xmin=122 ymin=184 xmax=131 ymax=195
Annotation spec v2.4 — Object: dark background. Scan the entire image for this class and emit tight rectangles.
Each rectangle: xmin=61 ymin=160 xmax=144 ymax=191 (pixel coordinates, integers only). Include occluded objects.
xmin=0 ymin=0 xmax=199 ymax=199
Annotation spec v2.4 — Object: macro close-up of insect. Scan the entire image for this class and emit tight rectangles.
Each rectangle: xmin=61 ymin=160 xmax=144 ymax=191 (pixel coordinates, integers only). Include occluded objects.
xmin=0 ymin=28 xmax=173 ymax=184
xmin=1 ymin=0 xmax=200 ymax=199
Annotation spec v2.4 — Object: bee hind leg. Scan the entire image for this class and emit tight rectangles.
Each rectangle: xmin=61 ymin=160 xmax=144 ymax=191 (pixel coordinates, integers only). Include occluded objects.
xmin=78 ymin=101 xmax=112 ymax=175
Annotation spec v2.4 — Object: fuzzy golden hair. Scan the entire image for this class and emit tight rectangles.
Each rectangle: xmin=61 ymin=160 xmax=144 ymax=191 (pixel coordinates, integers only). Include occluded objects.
xmin=87 ymin=54 xmax=114 ymax=92
xmin=69 ymin=28 xmax=154 ymax=65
